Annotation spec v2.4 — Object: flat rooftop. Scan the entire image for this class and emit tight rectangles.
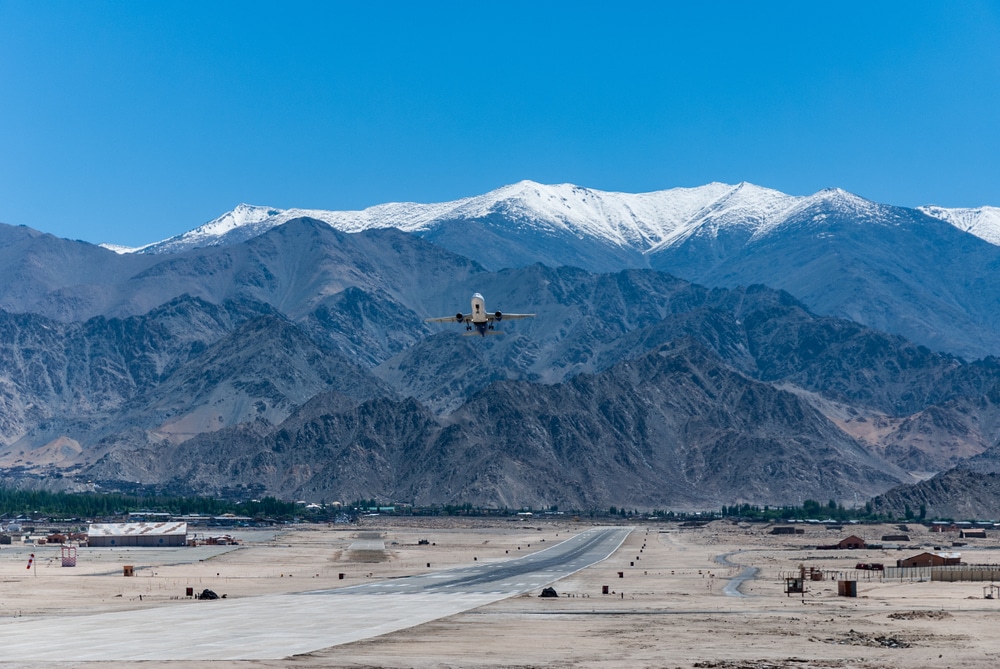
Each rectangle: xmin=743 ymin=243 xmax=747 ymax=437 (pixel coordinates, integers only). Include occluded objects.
xmin=88 ymin=522 xmax=187 ymax=537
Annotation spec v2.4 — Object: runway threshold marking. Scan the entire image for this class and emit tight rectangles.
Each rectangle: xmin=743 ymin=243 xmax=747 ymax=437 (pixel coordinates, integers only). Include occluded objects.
xmin=0 ymin=526 xmax=631 ymax=661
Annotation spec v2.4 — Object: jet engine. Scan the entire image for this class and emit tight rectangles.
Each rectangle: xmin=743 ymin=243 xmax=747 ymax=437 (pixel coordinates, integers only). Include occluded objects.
xmin=455 ymin=313 xmax=464 ymax=322
xmin=494 ymin=311 xmax=503 ymax=321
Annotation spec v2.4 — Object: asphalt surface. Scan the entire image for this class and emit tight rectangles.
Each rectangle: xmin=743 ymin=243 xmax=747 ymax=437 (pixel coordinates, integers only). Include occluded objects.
xmin=713 ymin=549 xmax=759 ymax=597
xmin=0 ymin=526 xmax=631 ymax=661
xmin=327 ymin=525 xmax=630 ymax=596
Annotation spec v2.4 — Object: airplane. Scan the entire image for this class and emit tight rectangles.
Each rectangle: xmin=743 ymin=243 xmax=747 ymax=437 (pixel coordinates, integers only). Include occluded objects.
xmin=425 ymin=293 xmax=535 ymax=337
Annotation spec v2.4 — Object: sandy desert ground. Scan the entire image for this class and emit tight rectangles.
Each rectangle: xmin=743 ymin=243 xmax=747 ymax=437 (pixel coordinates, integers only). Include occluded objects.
xmin=2 ymin=517 xmax=1000 ymax=669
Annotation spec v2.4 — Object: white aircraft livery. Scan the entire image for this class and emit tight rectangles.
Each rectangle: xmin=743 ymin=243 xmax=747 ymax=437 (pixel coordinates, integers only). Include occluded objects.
xmin=425 ymin=293 xmax=535 ymax=337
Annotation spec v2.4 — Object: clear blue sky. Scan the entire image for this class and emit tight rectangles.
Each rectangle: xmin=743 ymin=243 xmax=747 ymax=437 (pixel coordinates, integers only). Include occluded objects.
xmin=1 ymin=1 xmax=999 ymax=246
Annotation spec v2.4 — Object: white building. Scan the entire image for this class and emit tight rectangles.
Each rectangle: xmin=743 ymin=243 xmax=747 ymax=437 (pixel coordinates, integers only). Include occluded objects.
xmin=87 ymin=522 xmax=188 ymax=547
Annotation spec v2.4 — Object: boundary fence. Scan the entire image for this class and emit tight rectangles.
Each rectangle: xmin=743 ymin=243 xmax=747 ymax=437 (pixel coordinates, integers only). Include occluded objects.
xmin=883 ymin=565 xmax=1000 ymax=582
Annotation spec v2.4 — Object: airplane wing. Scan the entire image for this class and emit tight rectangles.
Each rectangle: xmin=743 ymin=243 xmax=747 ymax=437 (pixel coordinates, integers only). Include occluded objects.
xmin=425 ymin=314 xmax=470 ymax=323
xmin=487 ymin=313 xmax=535 ymax=321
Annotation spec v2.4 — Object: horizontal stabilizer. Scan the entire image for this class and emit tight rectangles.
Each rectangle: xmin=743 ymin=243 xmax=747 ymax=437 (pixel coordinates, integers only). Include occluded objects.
xmin=463 ymin=330 xmax=504 ymax=336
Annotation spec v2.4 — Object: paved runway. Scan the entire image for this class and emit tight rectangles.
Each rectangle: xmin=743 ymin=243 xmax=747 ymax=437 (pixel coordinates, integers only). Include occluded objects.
xmin=0 ymin=526 xmax=630 ymax=661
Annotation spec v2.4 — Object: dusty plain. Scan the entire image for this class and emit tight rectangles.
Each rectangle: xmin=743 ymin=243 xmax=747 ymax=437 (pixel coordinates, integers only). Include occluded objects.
xmin=2 ymin=518 xmax=1000 ymax=669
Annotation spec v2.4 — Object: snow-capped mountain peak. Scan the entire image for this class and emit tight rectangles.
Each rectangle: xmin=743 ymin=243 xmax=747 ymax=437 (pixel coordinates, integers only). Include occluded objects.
xmin=447 ymin=180 xmax=739 ymax=248
xmin=757 ymin=187 xmax=896 ymax=239
xmin=120 ymin=181 xmax=1000 ymax=256
xmin=813 ymin=187 xmax=881 ymax=212
xmin=211 ymin=203 xmax=282 ymax=232
xmin=644 ymin=182 xmax=803 ymax=251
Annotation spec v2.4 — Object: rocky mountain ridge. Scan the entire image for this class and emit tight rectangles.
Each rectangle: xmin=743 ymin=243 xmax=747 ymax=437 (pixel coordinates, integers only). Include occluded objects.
xmin=3 ymin=219 xmax=1000 ymax=507
xmin=9 ymin=181 xmax=1000 ymax=362
xmin=83 ymin=340 xmax=903 ymax=509
xmin=870 ymin=469 xmax=1000 ymax=521
xmin=3 ymin=185 xmax=1000 ymax=511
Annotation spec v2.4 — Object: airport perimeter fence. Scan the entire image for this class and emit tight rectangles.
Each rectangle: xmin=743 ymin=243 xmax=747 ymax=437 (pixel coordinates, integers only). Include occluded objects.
xmin=777 ymin=569 xmax=882 ymax=582
xmin=883 ymin=565 xmax=1000 ymax=582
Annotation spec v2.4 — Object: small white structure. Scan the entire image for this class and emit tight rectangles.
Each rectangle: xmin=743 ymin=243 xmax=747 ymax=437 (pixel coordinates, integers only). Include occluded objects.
xmin=87 ymin=522 xmax=188 ymax=547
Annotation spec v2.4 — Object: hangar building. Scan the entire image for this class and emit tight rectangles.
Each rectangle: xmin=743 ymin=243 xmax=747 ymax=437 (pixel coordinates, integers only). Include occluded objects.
xmin=87 ymin=522 xmax=188 ymax=547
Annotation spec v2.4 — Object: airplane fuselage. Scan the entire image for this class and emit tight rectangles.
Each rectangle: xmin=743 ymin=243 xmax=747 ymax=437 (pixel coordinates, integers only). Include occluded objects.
xmin=470 ymin=293 xmax=487 ymax=320
xmin=470 ymin=293 xmax=490 ymax=335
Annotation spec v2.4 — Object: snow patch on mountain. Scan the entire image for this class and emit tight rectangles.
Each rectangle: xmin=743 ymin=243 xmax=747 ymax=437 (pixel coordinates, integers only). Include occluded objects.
xmin=100 ymin=243 xmax=140 ymax=254
xmin=648 ymin=182 xmax=803 ymax=251
xmin=919 ymin=205 xmax=1000 ymax=246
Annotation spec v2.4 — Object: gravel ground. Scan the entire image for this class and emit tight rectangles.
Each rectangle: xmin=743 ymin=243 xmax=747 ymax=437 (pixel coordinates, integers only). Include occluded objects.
xmin=2 ymin=518 xmax=1000 ymax=668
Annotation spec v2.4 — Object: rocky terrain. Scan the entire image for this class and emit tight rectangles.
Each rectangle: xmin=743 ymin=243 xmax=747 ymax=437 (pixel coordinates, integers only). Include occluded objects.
xmin=112 ymin=182 xmax=1000 ymax=362
xmin=870 ymin=468 xmax=1000 ymax=520
xmin=75 ymin=339 xmax=906 ymax=508
xmin=2 ymin=181 xmax=1000 ymax=511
